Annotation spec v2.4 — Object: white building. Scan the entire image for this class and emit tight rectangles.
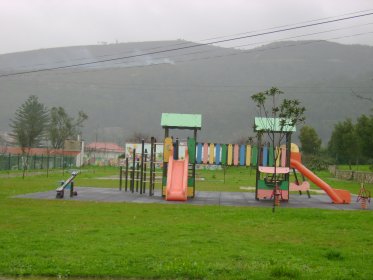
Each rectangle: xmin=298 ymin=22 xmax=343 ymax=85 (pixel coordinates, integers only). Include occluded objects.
xmin=85 ymin=142 xmax=125 ymax=166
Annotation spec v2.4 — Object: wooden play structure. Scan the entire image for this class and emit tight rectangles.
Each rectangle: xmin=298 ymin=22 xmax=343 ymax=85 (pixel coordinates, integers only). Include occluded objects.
xmin=253 ymin=117 xmax=294 ymax=203
xmin=161 ymin=113 xmax=201 ymax=200
xmin=253 ymin=117 xmax=350 ymax=204
xmin=119 ymin=113 xmax=351 ymax=205
xmin=119 ymin=137 xmax=162 ymax=196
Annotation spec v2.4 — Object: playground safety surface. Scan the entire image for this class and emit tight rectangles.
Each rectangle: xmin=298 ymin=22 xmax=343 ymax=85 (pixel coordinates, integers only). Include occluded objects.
xmin=15 ymin=187 xmax=369 ymax=210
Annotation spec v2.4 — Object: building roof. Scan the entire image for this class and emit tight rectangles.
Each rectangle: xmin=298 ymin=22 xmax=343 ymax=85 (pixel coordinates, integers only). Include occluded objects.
xmin=86 ymin=142 xmax=125 ymax=153
xmin=0 ymin=146 xmax=79 ymax=156
xmin=254 ymin=117 xmax=296 ymax=132
xmin=161 ymin=113 xmax=202 ymax=129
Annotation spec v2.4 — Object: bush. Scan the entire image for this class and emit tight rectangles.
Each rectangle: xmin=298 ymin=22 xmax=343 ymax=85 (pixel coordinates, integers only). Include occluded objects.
xmin=303 ymin=154 xmax=334 ymax=171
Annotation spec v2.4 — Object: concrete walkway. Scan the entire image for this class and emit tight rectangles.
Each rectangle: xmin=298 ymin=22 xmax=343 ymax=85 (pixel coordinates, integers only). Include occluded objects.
xmin=15 ymin=186 xmax=368 ymax=210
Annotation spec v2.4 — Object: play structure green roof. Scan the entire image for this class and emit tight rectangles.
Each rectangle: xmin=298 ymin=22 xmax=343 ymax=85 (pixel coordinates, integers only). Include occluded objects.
xmin=254 ymin=117 xmax=296 ymax=132
xmin=161 ymin=113 xmax=202 ymax=129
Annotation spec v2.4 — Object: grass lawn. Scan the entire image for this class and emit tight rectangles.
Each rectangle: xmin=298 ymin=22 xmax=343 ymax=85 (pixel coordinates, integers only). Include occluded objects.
xmin=336 ymin=165 xmax=373 ymax=172
xmin=0 ymin=167 xmax=372 ymax=279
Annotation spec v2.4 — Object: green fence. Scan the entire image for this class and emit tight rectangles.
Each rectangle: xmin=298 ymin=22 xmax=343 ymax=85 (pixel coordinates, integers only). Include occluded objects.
xmin=0 ymin=154 xmax=76 ymax=171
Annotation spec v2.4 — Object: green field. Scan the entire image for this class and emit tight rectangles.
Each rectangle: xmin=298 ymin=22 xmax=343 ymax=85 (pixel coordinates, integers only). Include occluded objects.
xmin=337 ymin=165 xmax=373 ymax=172
xmin=0 ymin=167 xmax=372 ymax=279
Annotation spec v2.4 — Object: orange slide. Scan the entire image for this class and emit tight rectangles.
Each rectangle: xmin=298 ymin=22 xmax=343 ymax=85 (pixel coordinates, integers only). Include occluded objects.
xmin=290 ymin=157 xmax=351 ymax=204
xmin=166 ymin=148 xmax=189 ymax=201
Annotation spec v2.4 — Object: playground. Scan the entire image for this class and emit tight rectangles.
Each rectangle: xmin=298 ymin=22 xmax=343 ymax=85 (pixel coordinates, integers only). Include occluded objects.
xmin=18 ymin=113 xmax=370 ymax=211
xmin=103 ymin=113 xmax=360 ymax=209
xmin=1 ymin=113 xmax=373 ymax=279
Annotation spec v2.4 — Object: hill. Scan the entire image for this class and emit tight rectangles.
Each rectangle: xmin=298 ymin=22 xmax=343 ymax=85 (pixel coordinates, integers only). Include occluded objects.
xmin=0 ymin=40 xmax=372 ymax=145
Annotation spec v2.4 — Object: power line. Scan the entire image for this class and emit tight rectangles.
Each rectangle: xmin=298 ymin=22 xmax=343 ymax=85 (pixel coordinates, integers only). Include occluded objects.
xmin=173 ymin=31 xmax=373 ymax=65
xmin=194 ymin=8 xmax=373 ymax=43
xmin=224 ymin=22 xmax=373 ymax=49
xmin=8 ymin=9 xmax=373 ymax=71
xmin=45 ymin=30 xmax=373 ymax=75
xmin=1 ymin=11 xmax=373 ymax=78
xmin=104 ymin=23 xmax=373 ymax=68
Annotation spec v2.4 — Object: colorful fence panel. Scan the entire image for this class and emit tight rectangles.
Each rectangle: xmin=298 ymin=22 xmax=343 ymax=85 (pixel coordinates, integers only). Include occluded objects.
xmin=268 ymin=145 xmax=274 ymax=166
xmin=196 ymin=143 xmax=202 ymax=164
xmin=246 ymin=145 xmax=251 ymax=166
xmin=251 ymin=146 xmax=258 ymax=166
xmin=215 ymin=144 xmax=221 ymax=165
xmin=262 ymin=146 xmax=268 ymax=166
xmin=187 ymin=138 xmax=196 ymax=164
xmin=281 ymin=146 xmax=287 ymax=167
xmin=191 ymin=142 xmax=288 ymax=168
xmin=209 ymin=143 xmax=215 ymax=164
xmin=202 ymin=143 xmax=208 ymax=164
xmin=221 ymin=144 xmax=227 ymax=165
xmin=239 ymin=145 xmax=245 ymax=166
xmin=227 ymin=144 xmax=233 ymax=166
xmin=233 ymin=144 xmax=239 ymax=166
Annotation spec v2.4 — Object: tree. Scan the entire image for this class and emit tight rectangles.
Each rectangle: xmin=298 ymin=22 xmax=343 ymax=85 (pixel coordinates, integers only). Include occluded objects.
xmin=299 ymin=125 xmax=322 ymax=155
xmin=49 ymin=107 xmax=88 ymax=149
xmin=126 ymin=132 xmax=151 ymax=143
xmin=355 ymin=114 xmax=373 ymax=160
xmin=9 ymin=95 xmax=49 ymax=177
xmin=235 ymin=136 xmax=254 ymax=145
xmin=328 ymin=119 xmax=361 ymax=168
xmin=251 ymin=87 xmax=305 ymax=211
xmin=10 ymin=95 xmax=49 ymax=149
xmin=251 ymin=87 xmax=306 ymax=155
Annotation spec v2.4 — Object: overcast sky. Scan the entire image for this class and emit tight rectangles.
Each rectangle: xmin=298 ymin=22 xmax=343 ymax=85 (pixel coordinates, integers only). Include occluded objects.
xmin=0 ymin=0 xmax=373 ymax=54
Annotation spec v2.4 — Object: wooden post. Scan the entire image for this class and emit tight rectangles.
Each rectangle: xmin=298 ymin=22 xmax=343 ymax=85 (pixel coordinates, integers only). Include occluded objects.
xmin=193 ymin=129 xmax=197 ymax=197
xmin=125 ymin=158 xmax=129 ymax=192
xmin=119 ymin=166 xmax=123 ymax=191
xmin=153 ymin=139 xmax=157 ymax=195
xmin=143 ymin=151 xmax=147 ymax=194
xmin=223 ymin=165 xmax=226 ymax=184
xmin=135 ymin=160 xmax=140 ymax=192
xmin=174 ymin=138 xmax=179 ymax=160
xmin=70 ymin=181 xmax=74 ymax=197
xmin=8 ymin=153 xmax=11 ymax=170
xmin=162 ymin=128 xmax=169 ymax=197
xmin=149 ymin=137 xmax=154 ymax=196
xmin=131 ymin=148 xmax=136 ymax=193
xmin=46 ymin=154 xmax=49 ymax=178
xmin=140 ymin=139 xmax=144 ymax=194
xmin=255 ymin=134 xmax=262 ymax=200
xmin=285 ymin=133 xmax=292 ymax=193
xmin=62 ymin=153 xmax=65 ymax=174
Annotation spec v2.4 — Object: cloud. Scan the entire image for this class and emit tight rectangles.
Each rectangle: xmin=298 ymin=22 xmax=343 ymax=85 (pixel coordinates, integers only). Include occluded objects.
xmin=0 ymin=0 xmax=372 ymax=54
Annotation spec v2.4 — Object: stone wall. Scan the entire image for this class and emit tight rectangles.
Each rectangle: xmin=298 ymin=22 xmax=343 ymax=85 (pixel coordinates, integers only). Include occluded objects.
xmin=328 ymin=165 xmax=373 ymax=183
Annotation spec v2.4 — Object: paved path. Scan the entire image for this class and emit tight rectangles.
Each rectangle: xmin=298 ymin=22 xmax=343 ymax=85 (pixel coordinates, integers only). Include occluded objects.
xmin=15 ymin=186 xmax=368 ymax=210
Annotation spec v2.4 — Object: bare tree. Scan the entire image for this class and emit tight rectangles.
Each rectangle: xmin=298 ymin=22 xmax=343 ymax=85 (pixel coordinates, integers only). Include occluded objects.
xmin=126 ymin=132 xmax=151 ymax=143
xmin=251 ymin=87 xmax=305 ymax=212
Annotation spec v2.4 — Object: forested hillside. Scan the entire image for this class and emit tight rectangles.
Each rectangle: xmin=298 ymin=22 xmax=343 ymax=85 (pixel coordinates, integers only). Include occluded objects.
xmin=1 ymin=40 xmax=372 ymax=144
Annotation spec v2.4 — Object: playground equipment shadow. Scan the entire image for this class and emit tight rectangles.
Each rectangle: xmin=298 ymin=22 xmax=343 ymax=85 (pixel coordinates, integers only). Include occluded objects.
xmin=15 ymin=187 xmax=367 ymax=210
